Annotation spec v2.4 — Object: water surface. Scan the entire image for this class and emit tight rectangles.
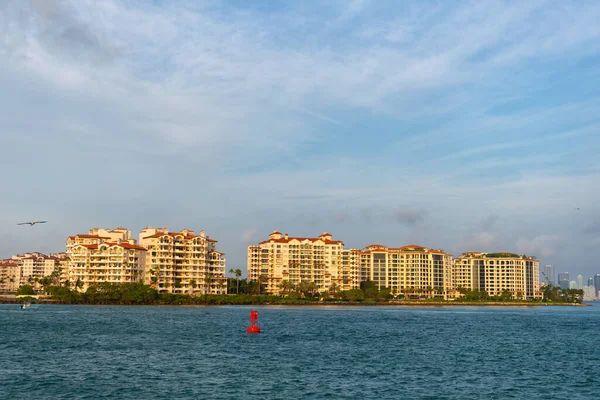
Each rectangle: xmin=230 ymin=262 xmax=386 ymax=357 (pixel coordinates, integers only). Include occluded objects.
xmin=1 ymin=304 xmax=598 ymax=399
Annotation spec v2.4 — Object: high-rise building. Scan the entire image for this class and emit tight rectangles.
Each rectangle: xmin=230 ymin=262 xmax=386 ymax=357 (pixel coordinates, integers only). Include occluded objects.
xmin=247 ymin=231 xmax=346 ymax=295
xmin=558 ymin=272 xmax=570 ymax=289
xmin=12 ymin=252 xmax=65 ymax=291
xmin=583 ymin=286 xmax=597 ymax=301
xmin=454 ymin=252 xmax=541 ymax=299
xmin=543 ymin=265 xmax=555 ymax=285
xmin=587 ymin=277 xmax=594 ymax=287
xmin=595 ymin=274 xmax=600 ymax=298
xmin=0 ymin=259 xmax=21 ymax=292
xmin=139 ymin=227 xmax=227 ymax=295
xmin=247 ymin=232 xmax=457 ymax=297
xmin=66 ymin=228 xmax=147 ymax=291
xmin=359 ymin=244 xmax=454 ymax=298
xmin=577 ymin=275 xmax=583 ymax=290
xmin=569 ymin=281 xmax=577 ymax=289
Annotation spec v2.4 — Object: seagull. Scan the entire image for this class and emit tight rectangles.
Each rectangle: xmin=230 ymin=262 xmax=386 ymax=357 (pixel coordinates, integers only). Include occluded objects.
xmin=17 ymin=221 xmax=47 ymax=226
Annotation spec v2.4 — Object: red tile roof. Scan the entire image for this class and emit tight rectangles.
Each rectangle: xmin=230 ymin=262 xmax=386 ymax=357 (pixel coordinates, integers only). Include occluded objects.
xmin=75 ymin=242 xmax=146 ymax=251
xmin=0 ymin=260 xmax=19 ymax=267
xmin=143 ymin=232 xmax=200 ymax=239
xmin=259 ymin=236 xmax=343 ymax=245
xmin=68 ymin=234 xmax=111 ymax=240
xmin=106 ymin=242 xmax=147 ymax=251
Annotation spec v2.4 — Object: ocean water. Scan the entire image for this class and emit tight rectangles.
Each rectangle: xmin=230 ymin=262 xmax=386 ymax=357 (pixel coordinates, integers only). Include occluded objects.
xmin=1 ymin=303 xmax=598 ymax=399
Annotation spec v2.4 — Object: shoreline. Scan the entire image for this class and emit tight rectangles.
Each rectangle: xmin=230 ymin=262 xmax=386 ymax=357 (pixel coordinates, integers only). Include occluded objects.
xmin=0 ymin=297 xmax=590 ymax=307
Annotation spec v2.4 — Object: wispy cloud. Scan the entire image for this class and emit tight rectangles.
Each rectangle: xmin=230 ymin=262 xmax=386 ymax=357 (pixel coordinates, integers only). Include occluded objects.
xmin=1 ymin=0 xmax=599 ymax=278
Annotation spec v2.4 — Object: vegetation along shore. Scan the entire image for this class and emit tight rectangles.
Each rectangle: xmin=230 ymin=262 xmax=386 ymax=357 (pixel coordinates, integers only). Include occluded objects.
xmin=1 ymin=281 xmax=586 ymax=306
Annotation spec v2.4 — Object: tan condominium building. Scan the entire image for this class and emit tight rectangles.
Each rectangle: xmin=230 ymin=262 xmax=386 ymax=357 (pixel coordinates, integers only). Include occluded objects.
xmin=247 ymin=231 xmax=346 ymax=295
xmin=12 ymin=252 xmax=65 ymax=290
xmin=453 ymin=252 xmax=540 ymax=299
xmin=359 ymin=244 xmax=454 ymax=298
xmin=66 ymin=228 xmax=146 ymax=291
xmin=0 ymin=259 xmax=21 ymax=292
xmin=139 ymin=228 xmax=227 ymax=295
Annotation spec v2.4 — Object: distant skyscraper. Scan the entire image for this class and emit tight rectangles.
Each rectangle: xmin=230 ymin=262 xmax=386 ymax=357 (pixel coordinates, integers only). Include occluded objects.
xmin=587 ymin=277 xmax=594 ymax=287
xmin=577 ymin=275 xmax=584 ymax=289
xmin=543 ymin=265 xmax=556 ymax=285
xmin=583 ymin=286 xmax=597 ymax=301
xmin=569 ymin=281 xmax=577 ymax=289
xmin=558 ymin=272 xmax=570 ymax=289
xmin=594 ymin=274 xmax=600 ymax=297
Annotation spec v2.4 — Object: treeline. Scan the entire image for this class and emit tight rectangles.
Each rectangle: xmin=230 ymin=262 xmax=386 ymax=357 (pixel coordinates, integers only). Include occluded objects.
xmin=42 ymin=283 xmax=283 ymax=305
xmin=13 ymin=281 xmax=584 ymax=305
xmin=540 ymin=285 xmax=584 ymax=304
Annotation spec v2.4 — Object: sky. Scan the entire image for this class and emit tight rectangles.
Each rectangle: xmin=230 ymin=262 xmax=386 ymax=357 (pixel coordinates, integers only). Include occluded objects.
xmin=1 ymin=0 xmax=600 ymax=280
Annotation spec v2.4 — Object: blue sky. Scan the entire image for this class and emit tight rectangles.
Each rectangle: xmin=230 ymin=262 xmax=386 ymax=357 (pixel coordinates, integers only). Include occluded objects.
xmin=1 ymin=0 xmax=600 ymax=281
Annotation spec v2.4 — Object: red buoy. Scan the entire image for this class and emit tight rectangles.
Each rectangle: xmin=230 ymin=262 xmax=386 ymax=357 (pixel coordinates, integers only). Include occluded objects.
xmin=246 ymin=309 xmax=261 ymax=333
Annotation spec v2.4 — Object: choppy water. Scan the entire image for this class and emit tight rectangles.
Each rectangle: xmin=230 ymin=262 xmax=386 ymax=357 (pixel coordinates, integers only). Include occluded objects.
xmin=1 ymin=303 xmax=598 ymax=399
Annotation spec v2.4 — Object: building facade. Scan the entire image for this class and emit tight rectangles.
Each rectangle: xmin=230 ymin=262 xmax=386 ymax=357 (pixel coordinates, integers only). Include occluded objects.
xmin=247 ymin=233 xmax=453 ymax=297
xmin=453 ymin=252 xmax=541 ymax=299
xmin=359 ymin=244 xmax=453 ymax=298
xmin=558 ymin=272 xmax=570 ymax=289
xmin=0 ymin=259 xmax=21 ymax=292
xmin=66 ymin=228 xmax=146 ymax=291
xmin=13 ymin=252 xmax=64 ymax=291
xmin=543 ymin=265 xmax=555 ymax=285
xmin=247 ymin=231 xmax=345 ymax=295
xmin=0 ymin=253 xmax=65 ymax=293
xmin=139 ymin=228 xmax=227 ymax=295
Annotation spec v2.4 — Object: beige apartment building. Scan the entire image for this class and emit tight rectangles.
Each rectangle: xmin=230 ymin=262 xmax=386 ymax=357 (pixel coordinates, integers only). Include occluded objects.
xmin=359 ymin=244 xmax=454 ymax=298
xmin=247 ymin=231 xmax=346 ymax=295
xmin=0 ymin=259 xmax=21 ymax=292
xmin=13 ymin=252 xmax=65 ymax=290
xmin=66 ymin=228 xmax=146 ymax=291
xmin=139 ymin=228 xmax=227 ymax=295
xmin=0 ymin=253 xmax=65 ymax=292
xmin=453 ymin=252 xmax=541 ymax=299
xmin=247 ymin=231 xmax=544 ymax=300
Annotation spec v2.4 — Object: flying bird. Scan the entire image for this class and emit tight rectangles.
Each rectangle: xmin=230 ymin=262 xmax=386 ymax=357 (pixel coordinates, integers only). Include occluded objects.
xmin=17 ymin=221 xmax=47 ymax=226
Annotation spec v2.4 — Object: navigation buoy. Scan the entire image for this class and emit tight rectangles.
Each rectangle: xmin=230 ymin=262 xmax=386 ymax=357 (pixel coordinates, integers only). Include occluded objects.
xmin=246 ymin=310 xmax=261 ymax=333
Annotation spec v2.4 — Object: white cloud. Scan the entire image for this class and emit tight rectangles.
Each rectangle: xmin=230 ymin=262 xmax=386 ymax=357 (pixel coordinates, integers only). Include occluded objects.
xmin=240 ymin=229 xmax=259 ymax=243
xmin=1 ymin=0 xmax=600 ymax=278
xmin=516 ymin=235 xmax=561 ymax=258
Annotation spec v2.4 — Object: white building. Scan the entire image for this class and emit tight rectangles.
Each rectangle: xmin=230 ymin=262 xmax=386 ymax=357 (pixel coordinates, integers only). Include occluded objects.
xmin=583 ymin=286 xmax=597 ymax=301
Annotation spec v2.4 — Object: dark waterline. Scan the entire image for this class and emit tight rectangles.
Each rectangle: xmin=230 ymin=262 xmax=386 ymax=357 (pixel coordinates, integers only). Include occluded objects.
xmin=1 ymin=303 xmax=599 ymax=399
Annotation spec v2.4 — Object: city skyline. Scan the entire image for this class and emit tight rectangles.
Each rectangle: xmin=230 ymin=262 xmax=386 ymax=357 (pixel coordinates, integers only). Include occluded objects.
xmin=2 ymin=226 xmax=598 ymax=283
xmin=1 ymin=0 xmax=599 ymax=278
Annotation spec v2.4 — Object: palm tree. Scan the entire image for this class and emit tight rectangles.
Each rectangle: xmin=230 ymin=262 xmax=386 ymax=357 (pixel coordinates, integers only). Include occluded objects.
xmin=217 ymin=280 xmax=225 ymax=294
xmin=205 ymin=273 xmax=214 ymax=296
xmin=234 ymin=269 xmax=242 ymax=294
xmin=229 ymin=268 xmax=242 ymax=294
xmin=328 ymin=282 xmax=339 ymax=297
xmin=257 ymin=274 xmax=267 ymax=295
xmin=279 ymin=280 xmax=295 ymax=296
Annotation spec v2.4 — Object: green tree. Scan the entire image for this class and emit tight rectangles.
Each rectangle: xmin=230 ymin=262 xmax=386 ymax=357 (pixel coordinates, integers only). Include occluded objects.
xmin=297 ymin=281 xmax=318 ymax=298
xmin=16 ymin=285 xmax=35 ymax=296
xmin=328 ymin=282 xmax=339 ymax=297
xmin=229 ymin=268 xmax=242 ymax=294
xmin=205 ymin=273 xmax=214 ymax=298
xmin=257 ymin=275 xmax=267 ymax=295
xmin=360 ymin=280 xmax=377 ymax=291
xmin=342 ymin=289 xmax=364 ymax=302
xmin=280 ymin=280 xmax=295 ymax=296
